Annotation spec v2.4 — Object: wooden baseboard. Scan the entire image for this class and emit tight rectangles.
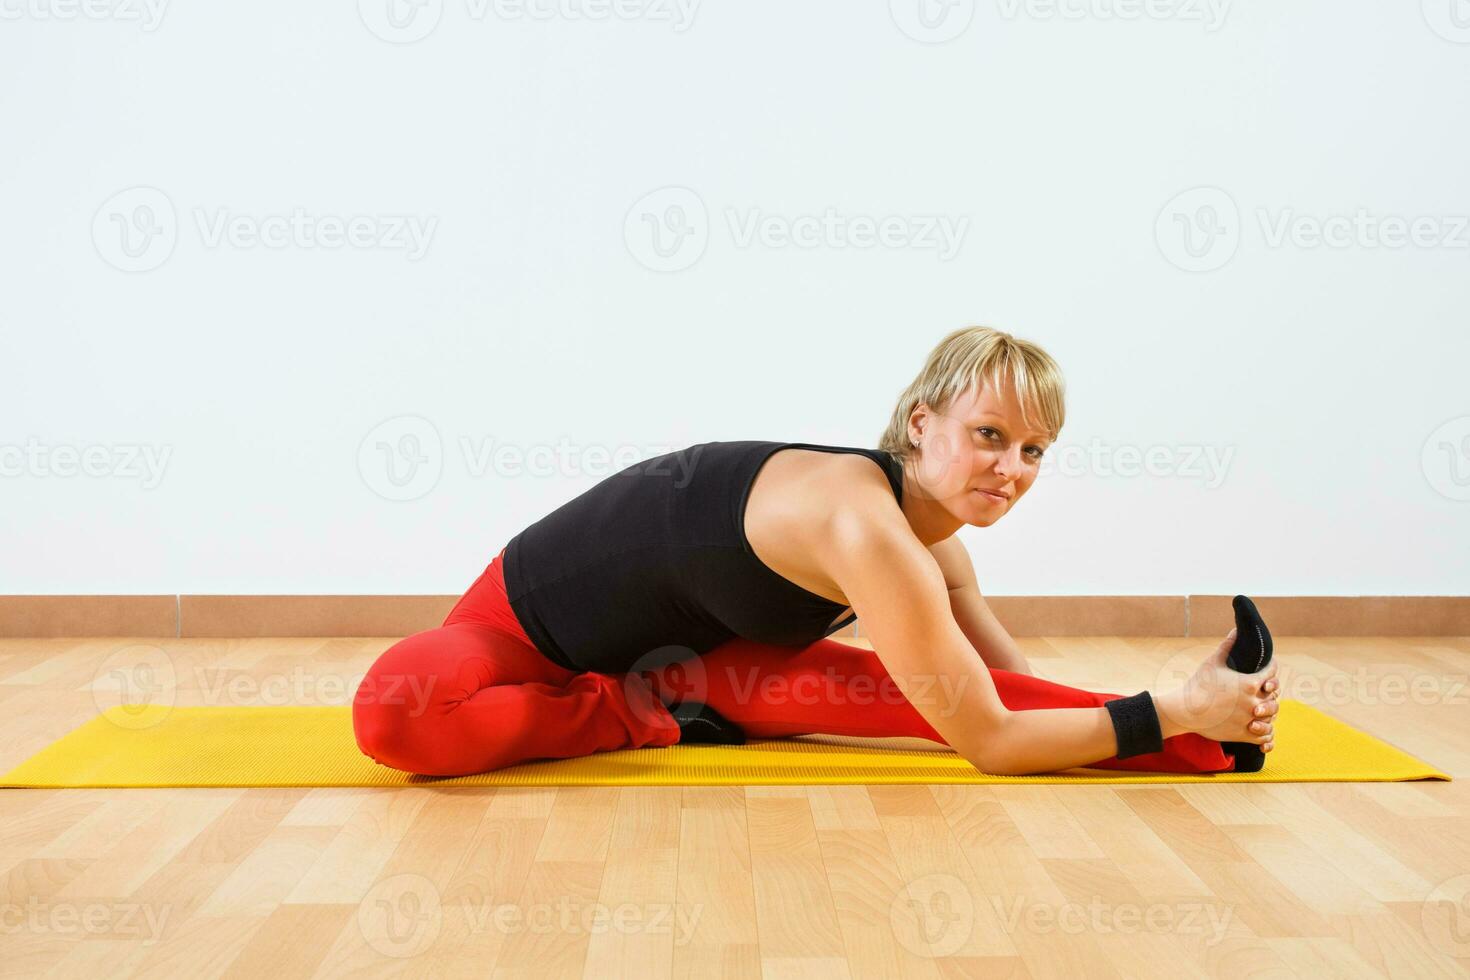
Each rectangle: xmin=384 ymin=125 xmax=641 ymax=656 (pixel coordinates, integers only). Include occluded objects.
xmin=1 ymin=595 xmax=1468 ymax=639
xmin=0 ymin=595 xmax=181 ymax=638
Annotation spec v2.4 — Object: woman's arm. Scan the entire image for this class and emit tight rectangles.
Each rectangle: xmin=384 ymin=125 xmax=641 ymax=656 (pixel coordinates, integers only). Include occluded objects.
xmin=828 ymin=516 xmax=1120 ymax=774
xmin=928 ymin=536 xmax=1034 ymax=676
xmin=821 ymin=501 xmax=1154 ymax=776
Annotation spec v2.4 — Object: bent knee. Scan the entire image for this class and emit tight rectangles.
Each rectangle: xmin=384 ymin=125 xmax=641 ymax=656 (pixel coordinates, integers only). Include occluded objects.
xmin=352 ymin=634 xmax=453 ymax=771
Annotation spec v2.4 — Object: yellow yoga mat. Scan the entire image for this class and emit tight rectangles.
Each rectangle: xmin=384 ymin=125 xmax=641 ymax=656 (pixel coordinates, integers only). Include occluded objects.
xmin=0 ymin=699 xmax=1449 ymax=788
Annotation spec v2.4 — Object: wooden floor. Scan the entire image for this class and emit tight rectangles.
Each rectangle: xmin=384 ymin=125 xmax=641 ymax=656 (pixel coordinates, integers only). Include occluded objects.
xmin=1 ymin=635 xmax=1468 ymax=979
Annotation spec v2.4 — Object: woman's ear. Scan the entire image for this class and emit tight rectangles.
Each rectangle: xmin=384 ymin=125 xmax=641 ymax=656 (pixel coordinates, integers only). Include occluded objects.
xmin=908 ymin=404 xmax=930 ymax=447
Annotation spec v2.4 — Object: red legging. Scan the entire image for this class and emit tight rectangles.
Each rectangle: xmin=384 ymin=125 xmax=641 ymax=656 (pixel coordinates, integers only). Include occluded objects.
xmin=352 ymin=547 xmax=1234 ymax=777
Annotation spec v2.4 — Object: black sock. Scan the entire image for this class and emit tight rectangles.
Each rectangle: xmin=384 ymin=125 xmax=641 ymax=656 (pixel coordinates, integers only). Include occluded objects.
xmin=1221 ymin=594 xmax=1274 ymax=773
xmin=669 ymin=701 xmax=747 ymax=746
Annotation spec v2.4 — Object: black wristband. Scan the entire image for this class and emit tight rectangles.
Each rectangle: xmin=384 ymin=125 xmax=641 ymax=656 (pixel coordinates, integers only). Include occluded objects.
xmin=1104 ymin=691 xmax=1165 ymax=759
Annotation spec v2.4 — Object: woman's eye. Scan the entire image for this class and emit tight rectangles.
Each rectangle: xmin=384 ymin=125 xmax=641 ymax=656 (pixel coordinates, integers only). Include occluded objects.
xmin=976 ymin=428 xmax=1045 ymax=460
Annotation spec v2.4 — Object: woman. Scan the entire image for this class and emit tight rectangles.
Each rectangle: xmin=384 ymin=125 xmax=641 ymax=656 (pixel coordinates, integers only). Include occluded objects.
xmin=353 ymin=327 xmax=1279 ymax=777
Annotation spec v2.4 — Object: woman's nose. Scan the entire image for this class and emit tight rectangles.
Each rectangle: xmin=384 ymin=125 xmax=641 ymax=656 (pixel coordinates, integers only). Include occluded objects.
xmin=989 ymin=444 xmax=1023 ymax=479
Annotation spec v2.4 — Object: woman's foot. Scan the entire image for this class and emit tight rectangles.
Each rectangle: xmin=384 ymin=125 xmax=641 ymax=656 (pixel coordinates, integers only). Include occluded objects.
xmin=1221 ymin=595 xmax=1274 ymax=772
xmin=669 ymin=701 xmax=747 ymax=745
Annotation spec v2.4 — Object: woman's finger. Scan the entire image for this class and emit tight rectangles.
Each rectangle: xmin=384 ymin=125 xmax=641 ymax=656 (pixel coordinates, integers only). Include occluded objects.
xmin=1213 ymin=628 xmax=1238 ymax=662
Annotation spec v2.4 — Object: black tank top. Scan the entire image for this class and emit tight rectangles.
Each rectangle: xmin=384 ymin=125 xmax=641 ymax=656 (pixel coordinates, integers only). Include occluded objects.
xmin=502 ymin=440 xmax=905 ymax=674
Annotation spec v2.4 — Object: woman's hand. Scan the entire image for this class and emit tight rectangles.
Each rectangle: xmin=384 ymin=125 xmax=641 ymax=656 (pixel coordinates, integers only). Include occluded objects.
xmin=1156 ymin=628 xmax=1279 ymax=751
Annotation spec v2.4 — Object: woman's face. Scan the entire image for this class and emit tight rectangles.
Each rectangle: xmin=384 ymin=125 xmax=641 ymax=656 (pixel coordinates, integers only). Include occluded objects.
xmin=908 ymin=379 xmax=1052 ymax=527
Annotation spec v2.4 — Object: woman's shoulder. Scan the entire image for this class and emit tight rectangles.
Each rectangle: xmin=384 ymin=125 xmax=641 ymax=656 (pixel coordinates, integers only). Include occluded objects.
xmin=749 ymin=445 xmax=902 ymax=528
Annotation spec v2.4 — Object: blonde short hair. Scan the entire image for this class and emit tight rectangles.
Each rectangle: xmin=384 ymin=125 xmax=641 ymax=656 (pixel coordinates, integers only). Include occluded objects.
xmin=877 ymin=326 xmax=1066 ymax=462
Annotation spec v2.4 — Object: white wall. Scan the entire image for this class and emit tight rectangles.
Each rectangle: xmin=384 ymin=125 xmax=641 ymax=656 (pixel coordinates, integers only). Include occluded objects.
xmin=2 ymin=0 xmax=1467 ymax=596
